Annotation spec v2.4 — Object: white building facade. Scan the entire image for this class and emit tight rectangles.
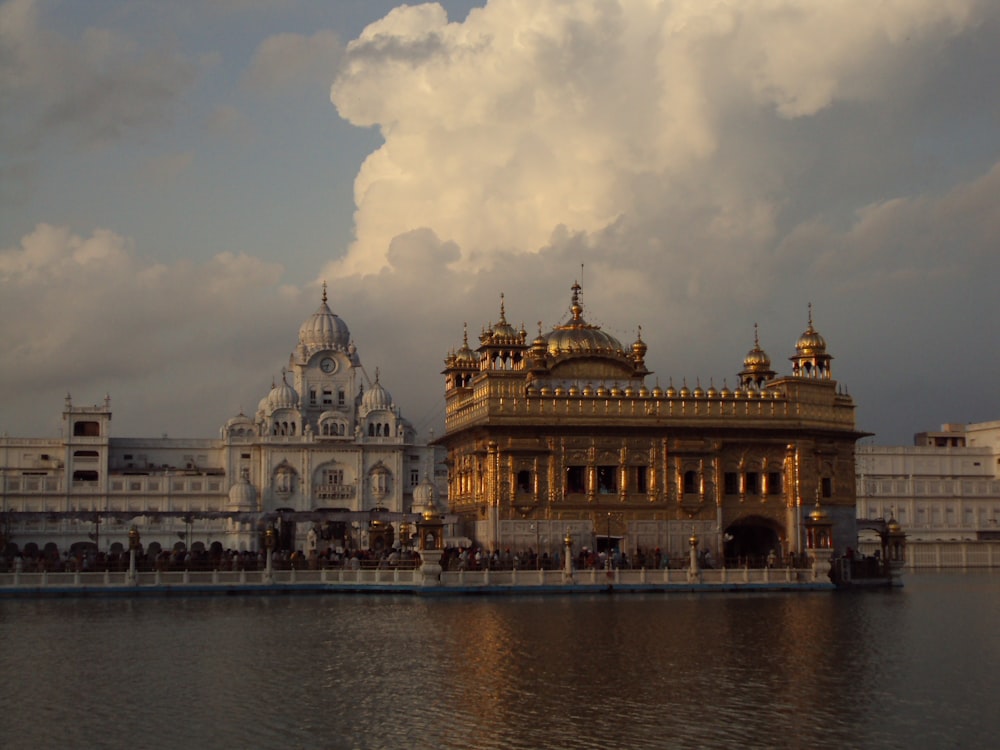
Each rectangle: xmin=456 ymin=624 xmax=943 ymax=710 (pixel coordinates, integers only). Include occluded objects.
xmin=0 ymin=287 xmax=444 ymax=561
xmin=857 ymin=421 xmax=1000 ymax=546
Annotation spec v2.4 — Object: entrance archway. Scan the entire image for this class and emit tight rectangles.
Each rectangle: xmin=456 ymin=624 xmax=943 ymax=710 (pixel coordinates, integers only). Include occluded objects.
xmin=724 ymin=516 xmax=782 ymax=567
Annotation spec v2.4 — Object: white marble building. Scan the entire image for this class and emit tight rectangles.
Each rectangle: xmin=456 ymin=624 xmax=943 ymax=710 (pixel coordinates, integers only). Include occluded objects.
xmin=0 ymin=286 xmax=444 ymax=560
xmin=857 ymin=421 xmax=1000 ymax=543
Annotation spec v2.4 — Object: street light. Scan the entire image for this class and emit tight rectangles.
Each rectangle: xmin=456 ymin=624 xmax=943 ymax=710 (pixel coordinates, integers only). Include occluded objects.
xmin=607 ymin=512 xmax=612 ymax=569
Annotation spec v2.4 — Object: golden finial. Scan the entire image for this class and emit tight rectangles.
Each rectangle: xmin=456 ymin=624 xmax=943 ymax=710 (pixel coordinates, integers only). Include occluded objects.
xmin=499 ymin=292 xmax=506 ymax=321
xmin=807 ymin=302 xmax=814 ymax=331
xmin=753 ymin=322 xmax=760 ymax=347
xmin=322 ymin=280 xmax=328 ymax=303
xmin=570 ymin=281 xmax=583 ymax=320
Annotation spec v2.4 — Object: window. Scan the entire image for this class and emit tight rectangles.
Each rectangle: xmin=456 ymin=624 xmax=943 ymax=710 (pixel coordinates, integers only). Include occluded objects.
xmin=322 ymin=389 xmax=333 ymax=406
xmin=517 ymin=470 xmax=532 ymax=494
xmin=565 ymin=466 xmax=586 ymax=494
xmin=746 ymin=472 xmax=760 ymax=495
xmin=410 ymin=469 xmax=419 ymax=487
xmin=821 ymin=477 xmax=833 ymax=498
xmin=633 ymin=466 xmax=648 ymax=494
xmin=73 ymin=421 xmax=100 ymax=437
xmin=323 ymin=469 xmax=344 ymax=485
xmin=310 ymin=389 xmax=317 ymax=405
xmin=768 ymin=471 xmax=783 ymax=495
xmin=683 ymin=470 xmax=698 ymax=495
xmin=338 ymin=389 xmax=346 ymax=407
xmin=724 ymin=472 xmax=739 ymax=495
xmin=597 ymin=466 xmax=617 ymax=494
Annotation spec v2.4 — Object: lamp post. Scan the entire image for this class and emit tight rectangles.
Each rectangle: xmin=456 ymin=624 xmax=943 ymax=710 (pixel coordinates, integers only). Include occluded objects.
xmin=263 ymin=525 xmax=276 ymax=584
xmin=127 ymin=525 xmax=140 ymax=585
xmin=606 ymin=512 xmax=612 ymax=569
xmin=563 ymin=529 xmax=574 ymax=582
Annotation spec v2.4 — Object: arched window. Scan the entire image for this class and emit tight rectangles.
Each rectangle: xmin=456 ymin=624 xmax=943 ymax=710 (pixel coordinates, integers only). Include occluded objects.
xmin=368 ymin=424 xmax=375 ymax=437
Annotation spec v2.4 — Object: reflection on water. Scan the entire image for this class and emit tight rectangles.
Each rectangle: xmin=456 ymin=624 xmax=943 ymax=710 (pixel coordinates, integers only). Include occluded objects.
xmin=1 ymin=573 xmax=999 ymax=749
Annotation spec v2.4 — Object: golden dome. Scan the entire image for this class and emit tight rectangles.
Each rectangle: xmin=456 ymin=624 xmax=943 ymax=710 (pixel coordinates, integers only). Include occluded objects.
xmin=743 ymin=323 xmax=772 ymax=370
xmin=808 ymin=503 xmax=829 ymax=522
xmin=542 ymin=282 xmax=627 ymax=357
xmin=454 ymin=324 xmax=477 ymax=365
xmin=483 ymin=293 xmax=522 ymax=345
xmin=796 ymin=305 xmax=827 ymax=355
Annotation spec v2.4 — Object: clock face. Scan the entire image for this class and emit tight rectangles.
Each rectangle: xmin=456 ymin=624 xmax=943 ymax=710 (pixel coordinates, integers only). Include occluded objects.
xmin=320 ymin=357 xmax=336 ymax=374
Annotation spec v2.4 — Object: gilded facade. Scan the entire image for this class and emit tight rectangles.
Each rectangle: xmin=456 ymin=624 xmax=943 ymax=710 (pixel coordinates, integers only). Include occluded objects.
xmin=438 ymin=283 xmax=865 ymax=563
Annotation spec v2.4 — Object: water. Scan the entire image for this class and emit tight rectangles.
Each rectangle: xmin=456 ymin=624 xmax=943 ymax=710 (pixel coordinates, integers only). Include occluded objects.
xmin=1 ymin=573 xmax=998 ymax=749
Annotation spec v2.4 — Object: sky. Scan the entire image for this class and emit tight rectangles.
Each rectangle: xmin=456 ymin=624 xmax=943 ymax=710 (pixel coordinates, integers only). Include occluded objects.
xmin=1 ymin=0 xmax=999 ymax=446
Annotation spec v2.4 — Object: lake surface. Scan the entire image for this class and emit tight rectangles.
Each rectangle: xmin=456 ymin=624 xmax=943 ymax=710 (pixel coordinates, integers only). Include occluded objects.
xmin=1 ymin=572 xmax=998 ymax=749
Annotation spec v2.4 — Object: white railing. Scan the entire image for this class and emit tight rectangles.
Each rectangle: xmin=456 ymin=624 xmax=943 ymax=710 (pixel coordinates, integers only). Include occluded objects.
xmin=0 ymin=564 xmax=821 ymax=591
xmin=859 ymin=540 xmax=1000 ymax=569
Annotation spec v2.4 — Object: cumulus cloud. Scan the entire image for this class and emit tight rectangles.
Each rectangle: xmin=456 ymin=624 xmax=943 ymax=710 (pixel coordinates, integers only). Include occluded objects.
xmin=329 ymin=0 xmax=983 ymax=278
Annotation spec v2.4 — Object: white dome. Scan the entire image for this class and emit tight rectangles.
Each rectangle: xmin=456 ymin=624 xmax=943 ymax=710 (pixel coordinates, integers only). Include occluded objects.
xmin=299 ymin=285 xmax=350 ymax=351
xmin=362 ymin=377 xmax=392 ymax=412
xmin=413 ymin=476 xmax=437 ymax=512
xmin=228 ymin=475 xmax=257 ymax=510
xmin=268 ymin=377 xmax=299 ymax=410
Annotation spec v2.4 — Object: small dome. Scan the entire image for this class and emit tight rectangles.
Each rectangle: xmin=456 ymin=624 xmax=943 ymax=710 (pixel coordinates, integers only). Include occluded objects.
xmin=744 ymin=327 xmax=772 ymax=370
xmin=228 ymin=474 xmax=257 ymax=510
xmin=362 ymin=370 xmax=392 ymax=411
xmin=413 ymin=475 xmax=437 ymax=512
xmin=483 ymin=294 xmax=522 ymax=345
xmin=225 ymin=413 xmax=252 ymax=431
xmin=454 ymin=325 xmax=477 ymax=365
xmin=268 ymin=375 xmax=299 ymax=410
xmin=808 ymin=503 xmax=829 ymax=522
xmin=631 ymin=327 xmax=647 ymax=361
xmin=796 ymin=306 xmax=827 ymax=355
xmin=298 ymin=283 xmax=351 ymax=351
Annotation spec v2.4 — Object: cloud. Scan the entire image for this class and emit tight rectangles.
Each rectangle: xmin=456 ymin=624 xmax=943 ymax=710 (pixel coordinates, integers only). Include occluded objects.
xmin=0 ymin=0 xmax=197 ymax=204
xmin=0 ymin=224 xmax=294 ymax=436
xmin=243 ymin=29 xmax=345 ymax=93
xmin=328 ymin=0 xmax=984 ymax=278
